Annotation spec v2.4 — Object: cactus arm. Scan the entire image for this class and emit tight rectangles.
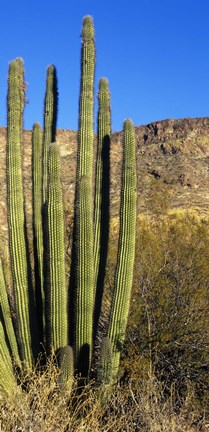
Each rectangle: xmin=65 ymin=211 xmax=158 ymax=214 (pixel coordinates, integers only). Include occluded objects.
xmin=46 ymin=143 xmax=67 ymax=353
xmin=42 ymin=65 xmax=58 ymax=204
xmin=75 ymin=176 xmax=94 ymax=376
xmin=106 ymin=119 xmax=137 ymax=382
xmin=93 ymin=78 xmax=111 ymax=335
xmin=7 ymin=58 xmax=34 ymax=367
xmin=76 ymin=16 xmax=95 ymax=180
xmin=74 ymin=16 xmax=95 ymax=376
xmin=0 ymin=321 xmax=17 ymax=396
xmin=99 ymin=336 xmax=113 ymax=385
xmin=32 ymin=123 xmax=45 ymax=343
xmin=58 ymin=345 xmax=74 ymax=393
xmin=0 ymin=259 xmax=21 ymax=367
xmin=94 ymin=77 xmax=111 ymax=287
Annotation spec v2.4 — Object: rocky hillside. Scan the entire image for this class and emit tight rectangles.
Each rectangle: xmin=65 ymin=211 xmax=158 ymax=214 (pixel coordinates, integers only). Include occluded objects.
xmin=135 ymin=116 xmax=209 ymax=216
xmin=1 ymin=116 xmax=209 ymax=250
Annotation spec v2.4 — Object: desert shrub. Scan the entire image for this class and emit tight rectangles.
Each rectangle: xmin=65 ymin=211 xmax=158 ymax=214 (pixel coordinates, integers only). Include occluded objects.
xmin=124 ymin=213 xmax=209 ymax=415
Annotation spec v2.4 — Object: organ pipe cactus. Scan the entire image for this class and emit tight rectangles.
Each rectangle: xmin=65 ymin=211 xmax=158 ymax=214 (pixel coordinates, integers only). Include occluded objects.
xmin=0 ymin=16 xmax=137 ymax=396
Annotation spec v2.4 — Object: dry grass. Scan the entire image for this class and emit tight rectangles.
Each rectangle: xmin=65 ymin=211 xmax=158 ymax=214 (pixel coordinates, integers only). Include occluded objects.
xmin=0 ymin=359 xmax=208 ymax=432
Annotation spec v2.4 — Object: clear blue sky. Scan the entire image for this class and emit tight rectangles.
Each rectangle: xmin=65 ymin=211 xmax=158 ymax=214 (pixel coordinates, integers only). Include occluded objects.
xmin=1 ymin=0 xmax=209 ymax=132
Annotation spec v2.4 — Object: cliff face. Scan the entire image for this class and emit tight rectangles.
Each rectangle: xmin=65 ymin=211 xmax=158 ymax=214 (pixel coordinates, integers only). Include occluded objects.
xmin=1 ymin=116 xmax=209 ymax=251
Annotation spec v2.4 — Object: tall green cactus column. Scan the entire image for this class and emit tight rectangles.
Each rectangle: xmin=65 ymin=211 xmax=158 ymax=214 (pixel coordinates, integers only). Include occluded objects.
xmin=6 ymin=58 xmax=34 ymax=367
xmin=46 ymin=143 xmax=68 ymax=353
xmin=0 ymin=321 xmax=17 ymax=396
xmin=42 ymin=65 xmax=58 ymax=204
xmin=74 ymin=16 xmax=95 ymax=375
xmin=75 ymin=176 xmax=94 ymax=376
xmin=76 ymin=16 xmax=95 ymax=179
xmin=0 ymin=259 xmax=21 ymax=367
xmin=104 ymin=119 xmax=137 ymax=383
xmin=94 ymin=77 xmax=111 ymax=286
xmin=32 ymin=123 xmax=45 ymax=342
xmin=93 ymin=77 xmax=111 ymax=336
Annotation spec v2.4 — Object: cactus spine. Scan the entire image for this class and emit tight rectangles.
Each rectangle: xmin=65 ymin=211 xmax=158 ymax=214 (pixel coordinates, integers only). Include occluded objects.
xmin=6 ymin=58 xmax=34 ymax=367
xmin=75 ymin=16 xmax=95 ymax=375
xmin=46 ymin=143 xmax=67 ymax=353
xmin=32 ymin=123 xmax=45 ymax=341
xmin=105 ymin=119 xmax=137 ymax=382
xmin=42 ymin=65 xmax=58 ymax=204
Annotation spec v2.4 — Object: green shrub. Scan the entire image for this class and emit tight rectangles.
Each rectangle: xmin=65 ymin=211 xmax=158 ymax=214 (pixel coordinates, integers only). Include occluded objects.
xmin=123 ymin=213 xmax=209 ymax=414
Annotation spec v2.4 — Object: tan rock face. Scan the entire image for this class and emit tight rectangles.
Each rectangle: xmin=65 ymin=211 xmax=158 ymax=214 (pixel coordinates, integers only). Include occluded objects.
xmin=1 ymin=116 xmax=209 ymax=255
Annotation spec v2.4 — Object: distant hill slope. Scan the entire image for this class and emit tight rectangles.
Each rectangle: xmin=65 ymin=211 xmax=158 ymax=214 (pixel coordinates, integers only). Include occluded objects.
xmin=1 ymin=116 xmax=209 ymax=248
